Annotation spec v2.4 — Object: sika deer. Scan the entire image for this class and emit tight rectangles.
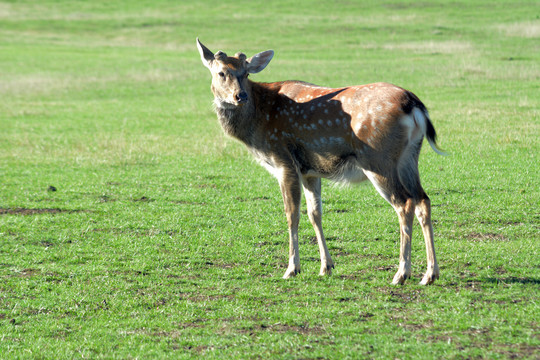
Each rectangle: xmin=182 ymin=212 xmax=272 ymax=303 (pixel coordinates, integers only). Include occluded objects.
xmin=196 ymin=39 xmax=443 ymax=285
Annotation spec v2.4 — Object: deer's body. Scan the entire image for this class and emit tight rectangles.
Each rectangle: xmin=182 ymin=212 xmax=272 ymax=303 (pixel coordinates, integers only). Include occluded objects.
xmin=197 ymin=39 xmax=442 ymax=285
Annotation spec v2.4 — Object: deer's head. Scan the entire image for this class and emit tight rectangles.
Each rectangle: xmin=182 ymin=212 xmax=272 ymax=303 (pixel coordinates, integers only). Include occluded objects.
xmin=197 ymin=38 xmax=274 ymax=109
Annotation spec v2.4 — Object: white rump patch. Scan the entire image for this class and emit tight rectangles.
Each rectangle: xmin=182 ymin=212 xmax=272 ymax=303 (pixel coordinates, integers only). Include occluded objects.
xmin=401 ymin=107 xmax=445 ymax=155
xmin=400 ymin=111 xmax=422 ymax=143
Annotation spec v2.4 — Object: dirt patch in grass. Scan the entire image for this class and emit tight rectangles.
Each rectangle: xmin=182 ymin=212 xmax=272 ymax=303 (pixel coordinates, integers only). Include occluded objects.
xmin=464 ymin=279 xmax=483 ymax=290
xmin=203 ymin=261 xmax=237 ymax=269
xmin=14 ymin=268 xmax=42 ymax=277
xmin=173 ymin=199 xmax=207 ymax=206
xmin=337 ymin=274 xmax=365 ymax=281
xmin=238 ymin=322 xmax=326 ymax=336
xmin=177 ymin=318 xmax=207 ymax=329
xmin=0 ymin=207 xmax=84 ymax=215
xmin=98 ymin=195 xmax=116 ymax=202
xmin=331 ymin=247 xmax=351 ymax=257
xmin=91 ymin=227 xmax=178 ymax=237
xmin=425 ymin=333 xmax=539 ymax=359
xmin=379 ymin=288 xmax=426 ymax=303
xmin=182 ymin=345 xmax=210 ymax=353
xmin=467 ymin=232 xmax=509 ymax=241
xmin=485 ymin=276 xmax=540 ymax=286
xmin=356 ymin=312 xmax=375 ymax=322
xmin=180 ymin=293 xmax=236 ymax=302
xmin=235 ymin=196 xmax=271 ymax=202
xmin=132 ymin=196 xmax=154 ymax=202
xmin=329 ymin=208 xmax=349 ymax=213
xmin=398 ymin=319 xmax=434 ymax=331
xmin=493 ymin=343 xmax=540 ymax=360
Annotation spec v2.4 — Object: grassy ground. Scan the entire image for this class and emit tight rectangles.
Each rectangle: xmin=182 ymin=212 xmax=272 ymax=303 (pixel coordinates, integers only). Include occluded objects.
xmin=1 ymin=0 xmax=538 ymax=358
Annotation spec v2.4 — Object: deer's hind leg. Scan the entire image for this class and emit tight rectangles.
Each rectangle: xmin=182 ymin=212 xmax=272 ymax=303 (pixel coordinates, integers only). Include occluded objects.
xmin=364 ymin=171 xmax=415 ymax=285
xmin=392 ymin=197 xmax=416 ymax=285
xmin=415 ymin=194 xmax=439 ymax=285
xmin=398 ymin=143 xmax=439 ymax=285
xmin=302 ymin=176 xmax=334 ymax=276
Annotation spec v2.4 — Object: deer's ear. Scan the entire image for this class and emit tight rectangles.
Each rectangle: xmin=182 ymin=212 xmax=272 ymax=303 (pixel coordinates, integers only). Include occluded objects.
xmin=247 ymin=50 xmax=274 ymax=74
xmin=197 ymin=38 xmax=214 ymax=69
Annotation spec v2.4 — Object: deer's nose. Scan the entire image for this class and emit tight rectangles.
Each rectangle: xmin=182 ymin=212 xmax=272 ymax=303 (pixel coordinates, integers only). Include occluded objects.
xmin=236 ymin=91 xmax=248 ymax=103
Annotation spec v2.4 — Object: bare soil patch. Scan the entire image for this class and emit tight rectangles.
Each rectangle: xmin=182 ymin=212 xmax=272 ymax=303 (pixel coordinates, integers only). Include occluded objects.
xmin=467 ymin=232 xmax=509 ymax=241
xmin=239 ymin=322 xmax=326 ymax=336
xmin=0 ymin=207 xmax=81 ymax=216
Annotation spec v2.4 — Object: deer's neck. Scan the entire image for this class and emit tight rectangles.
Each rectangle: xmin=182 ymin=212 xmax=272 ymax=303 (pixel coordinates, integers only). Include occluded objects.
xmin=214 ymin=99 xmax=256 ymax=142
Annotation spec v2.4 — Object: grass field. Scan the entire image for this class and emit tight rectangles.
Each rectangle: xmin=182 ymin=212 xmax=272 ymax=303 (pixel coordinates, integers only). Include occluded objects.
xmin=1 ymin=0 xmax=539 ymax=358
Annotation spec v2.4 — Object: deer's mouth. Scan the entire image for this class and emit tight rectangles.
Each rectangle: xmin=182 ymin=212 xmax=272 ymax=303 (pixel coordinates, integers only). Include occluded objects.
xmin=213 ymin=98 xmax=243 ymax=110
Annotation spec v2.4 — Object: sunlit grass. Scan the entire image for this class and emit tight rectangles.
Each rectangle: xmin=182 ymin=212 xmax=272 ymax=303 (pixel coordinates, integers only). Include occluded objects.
xmin=0 ymin=0 xmax=538 ymax=359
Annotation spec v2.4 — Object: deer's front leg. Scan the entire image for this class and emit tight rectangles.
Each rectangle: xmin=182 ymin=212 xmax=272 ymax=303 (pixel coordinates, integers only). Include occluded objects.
xmin=302 ymin=177 xmax=334 ymax=276
xmin=279 ymin=167 xmax=302 ymax=279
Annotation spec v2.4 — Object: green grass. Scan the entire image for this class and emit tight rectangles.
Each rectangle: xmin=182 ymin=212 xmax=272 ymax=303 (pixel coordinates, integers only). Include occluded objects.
xmin=1 ymin=0 xmax=538 ymax=358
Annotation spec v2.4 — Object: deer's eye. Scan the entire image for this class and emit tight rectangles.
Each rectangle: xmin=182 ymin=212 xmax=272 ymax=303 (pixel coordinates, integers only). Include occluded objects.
xmin=218 ymin=72 xmax=226 ymax=79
